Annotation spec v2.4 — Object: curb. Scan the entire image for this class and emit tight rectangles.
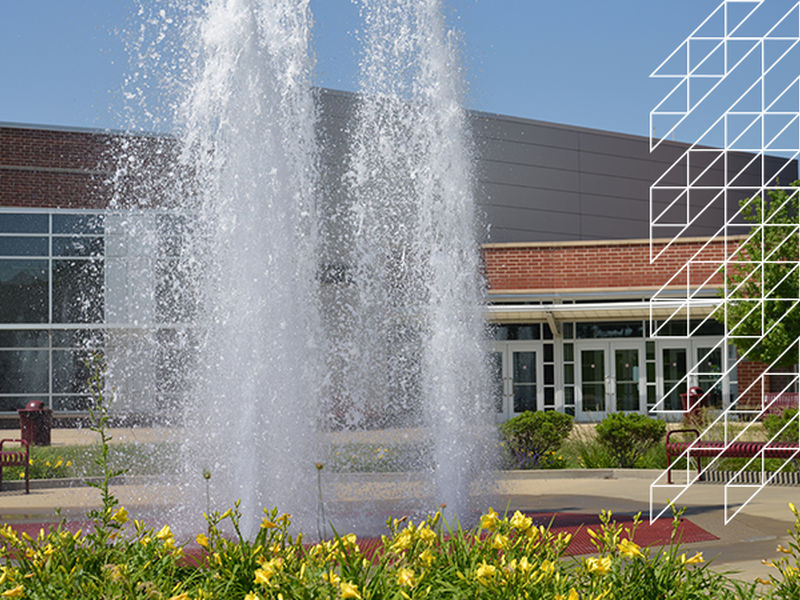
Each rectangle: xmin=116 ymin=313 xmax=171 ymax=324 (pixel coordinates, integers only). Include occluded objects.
xmin=5 ymin=469 xmax=799 ymax=493
xmin=0 ymin=475 xmax=155 ymax=493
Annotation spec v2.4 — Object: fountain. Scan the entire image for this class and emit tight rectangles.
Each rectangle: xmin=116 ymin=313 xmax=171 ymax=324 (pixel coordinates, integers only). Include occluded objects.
xmin=112 ymin=0 xmax=495 ymax=536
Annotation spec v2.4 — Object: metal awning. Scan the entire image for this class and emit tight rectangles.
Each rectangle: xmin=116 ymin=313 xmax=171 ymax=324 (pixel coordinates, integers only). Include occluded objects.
xmin=487 ymin=299 xmax=722 ymax=323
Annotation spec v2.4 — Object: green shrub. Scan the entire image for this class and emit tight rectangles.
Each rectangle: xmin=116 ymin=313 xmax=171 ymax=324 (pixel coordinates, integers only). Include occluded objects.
xmin=500 ymin=410 xmax=573 ymax=469
xmin=763 ymin=408 xmax=799 ymax=442
xmin=596 ymin=413 xmax=666 ymax=468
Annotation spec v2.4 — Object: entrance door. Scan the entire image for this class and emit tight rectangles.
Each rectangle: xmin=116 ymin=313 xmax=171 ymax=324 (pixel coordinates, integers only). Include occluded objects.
xmin=656 ymin=339 xmax=727 ymax=413
xmin=577 ymin=341 xmax=644 ymax=421
xmin=493 ymin=342 xmax=542 ymax=422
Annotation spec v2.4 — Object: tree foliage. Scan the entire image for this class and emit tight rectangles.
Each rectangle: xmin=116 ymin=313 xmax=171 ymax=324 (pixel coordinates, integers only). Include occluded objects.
xmin=717 ymin=182 xmax=800 ymax=367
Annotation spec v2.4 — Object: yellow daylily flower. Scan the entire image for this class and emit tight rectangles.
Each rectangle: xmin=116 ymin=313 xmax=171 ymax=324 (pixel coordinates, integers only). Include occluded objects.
xmin=480 ymin=508 xmax=499 ymax=531
xmin=540 ymin=559 xmax=555 ymax=575
xmin=518 ymin=556 xmax=532 ymax=573
xmin=340 ymin=581 xmax=361 ymax=599
xmin=777 ymin=544 xmax=792 ymax=554
xmin=390 ymin=529 xmax=412 ymax=554
xmin=555 ymin=589 xmax=580 ymax=600
xmin=110 ymin=506 xmax=129 ymax=524
xmin=586 ymin=555 xmax=612 ymax=576
xmin=510 ymin=510 xmax=532 ymax=531
xmin=680 ymin=552 xmax=704 ymax=565
xmin=491 ymin=533 xmax=509 ymax=549
xmin=419 ymin=548 xmax=435 ymax=566
xmin=196 ymin=533 xmax=209 ymax=549
xmin=322 ymin=571 xmax=341 ymax=586
xmin=418 ymin=527 xmax=436 ymax=544
xmin=397 ymin=567 xmax=416 ymax=588
xmin=617 ymin=538 xmax=643 ymax=559
xmin=475 ymin=560 xmax=497 ymax=583
xmin=1 ymin=586 xmax=24 ymax=598
xmin=261 ymin=518 xmax=277 ymax=530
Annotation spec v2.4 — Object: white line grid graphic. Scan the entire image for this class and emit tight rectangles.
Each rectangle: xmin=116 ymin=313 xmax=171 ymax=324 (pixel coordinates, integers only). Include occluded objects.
xmin=649 ymin=0 xmax=800 ymax=523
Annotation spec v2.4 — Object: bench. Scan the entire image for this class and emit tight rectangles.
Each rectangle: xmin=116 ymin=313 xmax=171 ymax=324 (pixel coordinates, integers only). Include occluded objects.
xmin=665 ymin=428 xmax=800 ymax=484
xmin=0 ymin=439 xmax=29 ymax=494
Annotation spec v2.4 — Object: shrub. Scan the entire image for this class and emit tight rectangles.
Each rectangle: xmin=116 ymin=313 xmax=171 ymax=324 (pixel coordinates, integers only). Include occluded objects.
xmin=500 ymin=410 xmax=573 ymax=469
xmin=596 ymin=413 xmax=666 ymax=468
xmin=763 ymin=408 xmax=799 ymax=442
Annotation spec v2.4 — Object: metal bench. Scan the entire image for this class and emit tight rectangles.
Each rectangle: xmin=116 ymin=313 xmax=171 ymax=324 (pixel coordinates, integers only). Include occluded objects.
xmin=0 ymin=439 xmax=29 ymax=494
xmin=665 ymin=428 xmax=800 ymax=484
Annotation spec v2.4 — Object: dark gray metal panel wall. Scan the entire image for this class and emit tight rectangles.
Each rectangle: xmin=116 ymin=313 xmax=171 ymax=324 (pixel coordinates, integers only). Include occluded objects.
xmin=317 ymin=89 xmax=798 ymax=244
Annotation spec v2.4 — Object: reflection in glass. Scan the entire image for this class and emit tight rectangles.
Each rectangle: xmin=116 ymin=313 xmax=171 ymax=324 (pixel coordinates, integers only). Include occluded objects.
xmin=0 ymin=396 xmax=46 ymax=411
xmin=52 ymin=350 xmax=92 ymax=394
xmin=52 ymin=259 xmax=104 ymax=323
xmin=0 ymin=214 xmax=48 ymax=234
xmin=697 ymin=346 xmax=723 ymax=408
xmin=581 ymin=349 xmax=605 ymax=412
xmin=52 ymin=236 xmax=104 ymax=257
xmin=52 ymin=396 xmax=92 ymax=411
xmin=0 ymin=350 xmax=48 ymax=394
xmin=0 ymin=237 xmax=48 ymax=256
xmin=615 ymin=349 xmax=639 ymax=411
xmin=52 ymin=329 xmax=105 ymax=349
xmin=52 ymin=214 xmax=104 ymax=235
xmin=512 ymin=351 xmax=536 ymax=412
xmin=662 ymin=348 xmax=687 ymax=410
xmin=0 ymin=330 xmax=49 ymax=348
xmin=0 ymin=260 xmax=48 ymax=323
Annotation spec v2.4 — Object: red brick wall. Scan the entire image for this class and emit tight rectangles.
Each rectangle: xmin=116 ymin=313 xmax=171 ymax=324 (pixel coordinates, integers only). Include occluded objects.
xmin=0 ymin=126 xmax=177 ymax=210
xmin=483 ymin=239 xmax=733 ymax=292
xmin=736 ymin=360 xmax=768 ymax=407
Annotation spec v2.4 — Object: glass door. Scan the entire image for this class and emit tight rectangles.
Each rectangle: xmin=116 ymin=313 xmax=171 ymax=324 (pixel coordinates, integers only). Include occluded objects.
xmin=511 ymin=347 xmax=539 ymax=415
xmin=659 ymin=344 xmax=687 ymax=412
xmin=693 ymin=342 xmax=723 ymax=409
xmin=612 ymin=343 xmax=643 ymax=412
xmin=578 ymin=344 xmax=607 ymax=421
xmin=493 ymin=342 xmax=542 ymax=421
xmin=577 ymin=341 xmax=644 ymax=421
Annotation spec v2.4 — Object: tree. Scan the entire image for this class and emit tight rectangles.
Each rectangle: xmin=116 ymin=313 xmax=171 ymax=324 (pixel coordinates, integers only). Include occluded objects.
xmin=716 ymin=181 xmax=800 ymax=367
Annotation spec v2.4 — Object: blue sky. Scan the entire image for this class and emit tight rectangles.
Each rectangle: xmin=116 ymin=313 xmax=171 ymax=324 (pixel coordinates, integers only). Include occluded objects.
xmin=0 ymin=1 xmax=719 ymax=137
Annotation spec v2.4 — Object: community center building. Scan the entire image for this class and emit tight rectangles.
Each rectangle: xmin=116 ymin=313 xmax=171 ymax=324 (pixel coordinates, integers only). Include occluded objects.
xmin=0 ymin=88 xmax=795 ymax=423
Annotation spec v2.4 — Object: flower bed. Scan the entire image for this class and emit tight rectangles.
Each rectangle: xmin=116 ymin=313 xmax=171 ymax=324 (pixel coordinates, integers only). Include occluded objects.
xmin=2 ymin=501 xmax=798 ymax=599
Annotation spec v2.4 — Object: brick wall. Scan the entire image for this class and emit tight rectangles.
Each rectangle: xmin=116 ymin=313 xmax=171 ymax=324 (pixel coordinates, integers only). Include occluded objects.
xmin=737 ymin=360 xmax=768 ymax=407
xmin=0 ymin=125 xmax=177 ymax=209
xmin=483 ymin=238 xmax=733 ymax=292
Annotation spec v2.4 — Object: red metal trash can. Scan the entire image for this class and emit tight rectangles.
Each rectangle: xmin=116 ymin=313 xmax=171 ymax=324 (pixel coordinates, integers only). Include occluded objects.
xmin=680 ymin=386 xmax=705 ymax=424
xmin=18 ymin=400 xmax=53 ymax=446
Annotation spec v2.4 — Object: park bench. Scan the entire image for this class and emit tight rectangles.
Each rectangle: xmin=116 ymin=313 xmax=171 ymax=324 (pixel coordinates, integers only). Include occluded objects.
xmin=0 ymin=439 xmax=29 ymax=494
xmin=665 ymin=428 xmax=800 ymax=484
